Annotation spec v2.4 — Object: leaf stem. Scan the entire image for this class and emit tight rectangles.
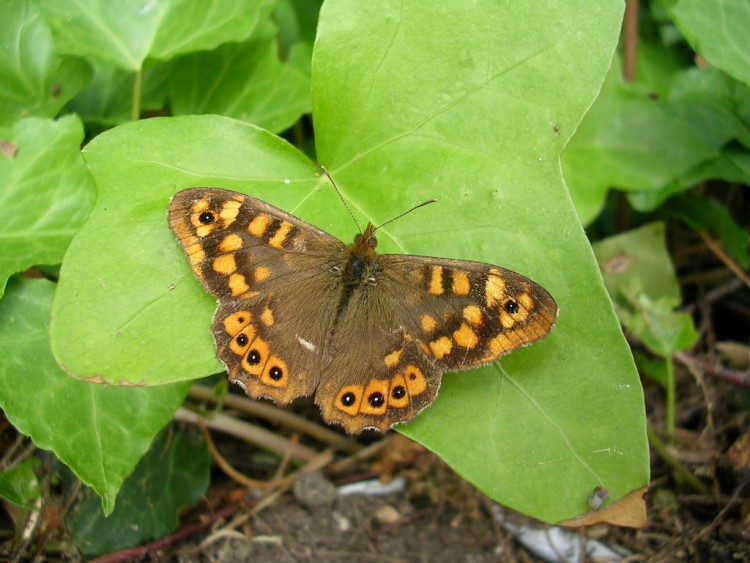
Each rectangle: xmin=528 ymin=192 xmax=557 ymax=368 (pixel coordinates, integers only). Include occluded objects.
xmin=131 ymin=68 xmax=143 ymax=121
xmin=647 ymin=425 xmax=709 ymax=494
xmin=665 ymin=354 xmax=675 ymax=440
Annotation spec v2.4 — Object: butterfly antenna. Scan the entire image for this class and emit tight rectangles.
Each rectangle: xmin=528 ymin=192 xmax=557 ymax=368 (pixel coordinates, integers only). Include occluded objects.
xmin=321 ymin=166 xmax=362 ymax=233
xmin=375 ymin=199 xmax=437 ymax=232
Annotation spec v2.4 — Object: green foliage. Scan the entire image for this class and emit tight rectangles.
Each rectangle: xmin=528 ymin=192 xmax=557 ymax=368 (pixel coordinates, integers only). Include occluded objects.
xmin=66 ymin=428 xmax=211 ymax=555
xmin=0 ymin=278 xmax=191 ymax=514
xmin=23 ymin=0 xmax=750 ymax=540
xmin=562 ymin=0 xmax=750 ymax=225
xmin=0 ymin=457 xmax=42 ymax=511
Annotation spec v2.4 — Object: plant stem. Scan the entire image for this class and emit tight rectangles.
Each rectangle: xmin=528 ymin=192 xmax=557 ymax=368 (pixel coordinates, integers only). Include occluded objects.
xmin=665 ymin=354 xmax=675 ymax=441
xmin=131 ymin=68 xmax=142 ymax=121
xmin=647 ymin=425 xmax=709 ymax=494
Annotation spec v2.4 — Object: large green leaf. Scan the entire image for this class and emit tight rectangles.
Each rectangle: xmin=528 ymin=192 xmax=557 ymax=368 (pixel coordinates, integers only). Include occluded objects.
xmin=0 ymin=116 xmax=95 ymax=296
xmin=51 ymin=0 xmax=648 ymax=523
xmin=0 ymin=278 xmax=191 ymax=514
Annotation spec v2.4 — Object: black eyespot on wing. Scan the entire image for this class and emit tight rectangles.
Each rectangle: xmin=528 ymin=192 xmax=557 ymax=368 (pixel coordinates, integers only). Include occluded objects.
xmin=341 ymin=392 xmax=357 ymax=406
xmin=269 ymin=366 xmax=283 ymax=381
xmin=247 ymin=350 xmax=261 ymax=364
xmin=504 ymin=299 xmax=519 ymax=314
xmin=236 ymin=334 xmax=248 ymax=346
xmin=391 ymin=386 xmax=406 ymax=399
xmin=368 ymin=392 xmax=385 ymax=408
xmin=199 ymin=211 xmax=215 ymax=224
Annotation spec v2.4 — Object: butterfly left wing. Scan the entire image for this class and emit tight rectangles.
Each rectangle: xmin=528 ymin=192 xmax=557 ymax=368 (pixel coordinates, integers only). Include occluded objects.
xmin=316 ymin=254 xmax=558 ymax=433
xmin=168 ymin=187 xmax=346 ymax=405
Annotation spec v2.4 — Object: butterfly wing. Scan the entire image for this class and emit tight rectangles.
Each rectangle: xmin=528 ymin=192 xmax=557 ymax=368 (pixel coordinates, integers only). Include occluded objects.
xmin=169 ymin=187 xmax=346 ymax=404
xmin=316 ymin=254 xmax=557 ymax=433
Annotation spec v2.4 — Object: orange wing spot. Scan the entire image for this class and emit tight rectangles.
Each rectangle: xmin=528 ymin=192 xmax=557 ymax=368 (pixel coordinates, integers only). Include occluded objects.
xmin=223 ymin=311 xmax=253 ymax=336
xmin=417 ymin=340 xmax=431 ymax=355
xmin=237 ymin=290 xmax=260 ymax=300
xmin=462 ymin=305 xmax=483 ymax=326
xmin=254 ymin=266 xmax=271 ymax=282
xmin=335 ymin=385 xmax=363 ymax=416
xmin=212 ymin=254 xmax=237 ymax=275
xmin=404 ymin=365 xmax=427 ymax=395
xmin=451 ymin=270 xmax=471 ymax=296
xmin=241 ymin=337 xmax=270 ymax=377
xmin=388 ymin=373 xmax=410 ymax=409
xmin=260 ymin=355 xmax=288 ymax=388
xmin=219 ymin=200 xmax=241 ymax=227
xmin=190 ymin=199 xmax=210 ymax=213
xmin=420 ymin=314 xmax=437 ymax=334
xmin=228 ymin=325 xmax=257 ymax=356
xmin=248 ymin=214 xmax=271 ymax=237
xmin=499 ymin=311 xmax=516 ymax=328
xmin=453 ymin=322 xmax=479 ymax=349
xmin=429 ymin=336 xmax=452 ymax=359
xmin=428 ymin=266 xmax=444 ymax=295
xmin=260 ymin=306 xmax=274 ymax=327
xmin=519 ymin=291 xmax=535 ymax=310
xmin=268 ymin=221 xmax=292 ymax=249
xmin=384 ymin=348 xmax=402 ymax=369
xmin=228 ymin=273 xmax=250 ymax=296
xmin=218 ymin=233 xmax=243 ymax=253
xmin=184 ymin=238 xmax=205 ymax=267
xmin=485 ymin=272 xmax=506 ymax=306
xmin=195 ymin=223 xmax=216 ymax=238
xmin=488 ymin=333 xmax=513 ymax=357
xmin=360 ymin=379 xmax=390 ymax=415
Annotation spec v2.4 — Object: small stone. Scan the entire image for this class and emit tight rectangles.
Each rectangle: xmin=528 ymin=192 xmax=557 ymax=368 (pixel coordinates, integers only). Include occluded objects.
xmin=293 ymin=470 xmax=337 ymax=508
xmin=374 ymin=504 xmax=401 ymax=525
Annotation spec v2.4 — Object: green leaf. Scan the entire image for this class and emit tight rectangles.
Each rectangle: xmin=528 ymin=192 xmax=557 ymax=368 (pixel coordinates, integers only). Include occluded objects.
xmin=0 ymin=116 xmax=95 ymax=297
xmin=66 ymin=59 xmax=174 ymax=126
xmin=40 ymin=0 xmax=269 ymax=71
xmin=170 ymin=38 xmax=312 ymax=133
xmin=51 ymin=0 xmax=648 ymax=524
xmin=670 ymin=0 xmax=750 ymax=86
xmin=0 ymin=278 xmax=191 ymax=514
xmin=66 ymin=427 xmax=210 ymax=556
xmin=592 ymin=222 xmax=698 ymax=357
xmin=0 ymin=456 xmax=42 ymax=511
xmin=315 ymin=0 xmax=646 ymax=524
xmin=618 ymin=294 xmax=698 ymax=357
xmin=562 ymin=57 xmax=718 ymax=224
xmin=593 ymin=222 xmax=681 ymax=308
xmin=0 ymin=0 xmax=92 ymax=125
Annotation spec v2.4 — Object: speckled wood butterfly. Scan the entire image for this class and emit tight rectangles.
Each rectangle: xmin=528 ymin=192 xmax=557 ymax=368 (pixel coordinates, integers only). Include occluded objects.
xmin=169 ymin=187 xmax=557 ymax=434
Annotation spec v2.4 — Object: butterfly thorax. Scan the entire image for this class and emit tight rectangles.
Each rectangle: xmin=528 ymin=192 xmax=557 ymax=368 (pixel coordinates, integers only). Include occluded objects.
xmin=342 ymin=223 xmax=379 ymax=288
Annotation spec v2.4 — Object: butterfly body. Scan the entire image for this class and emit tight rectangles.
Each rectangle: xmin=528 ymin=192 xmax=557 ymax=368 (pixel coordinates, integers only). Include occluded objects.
xmin=169 ymin=187 xmax=557 ymax=434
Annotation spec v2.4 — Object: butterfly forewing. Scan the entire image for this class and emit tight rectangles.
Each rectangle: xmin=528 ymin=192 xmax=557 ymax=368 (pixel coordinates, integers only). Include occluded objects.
xmin=378 ymin=254 xmax=558 ymax=369
xmin=169 ymin=188 xmax=346 ymax=404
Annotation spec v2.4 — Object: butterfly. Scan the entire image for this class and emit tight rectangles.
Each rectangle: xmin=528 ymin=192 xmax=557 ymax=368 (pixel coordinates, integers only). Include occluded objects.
xmin=168 ymin=186 xmax=558 ymax=434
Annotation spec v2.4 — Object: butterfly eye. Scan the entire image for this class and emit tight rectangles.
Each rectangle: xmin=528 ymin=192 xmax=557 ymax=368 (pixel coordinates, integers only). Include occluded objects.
xmin=198 ymin=211 xmax=215 ymax=224
xmin=367 ymin=236 xmax=377 ymax=248
xmin=504 ymin=299 xmax=519 ymax=314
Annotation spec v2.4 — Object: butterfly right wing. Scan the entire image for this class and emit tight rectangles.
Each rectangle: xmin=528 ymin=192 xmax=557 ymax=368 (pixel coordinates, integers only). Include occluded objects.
xmin=169 ymin=187 xmax=346 ymax=404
